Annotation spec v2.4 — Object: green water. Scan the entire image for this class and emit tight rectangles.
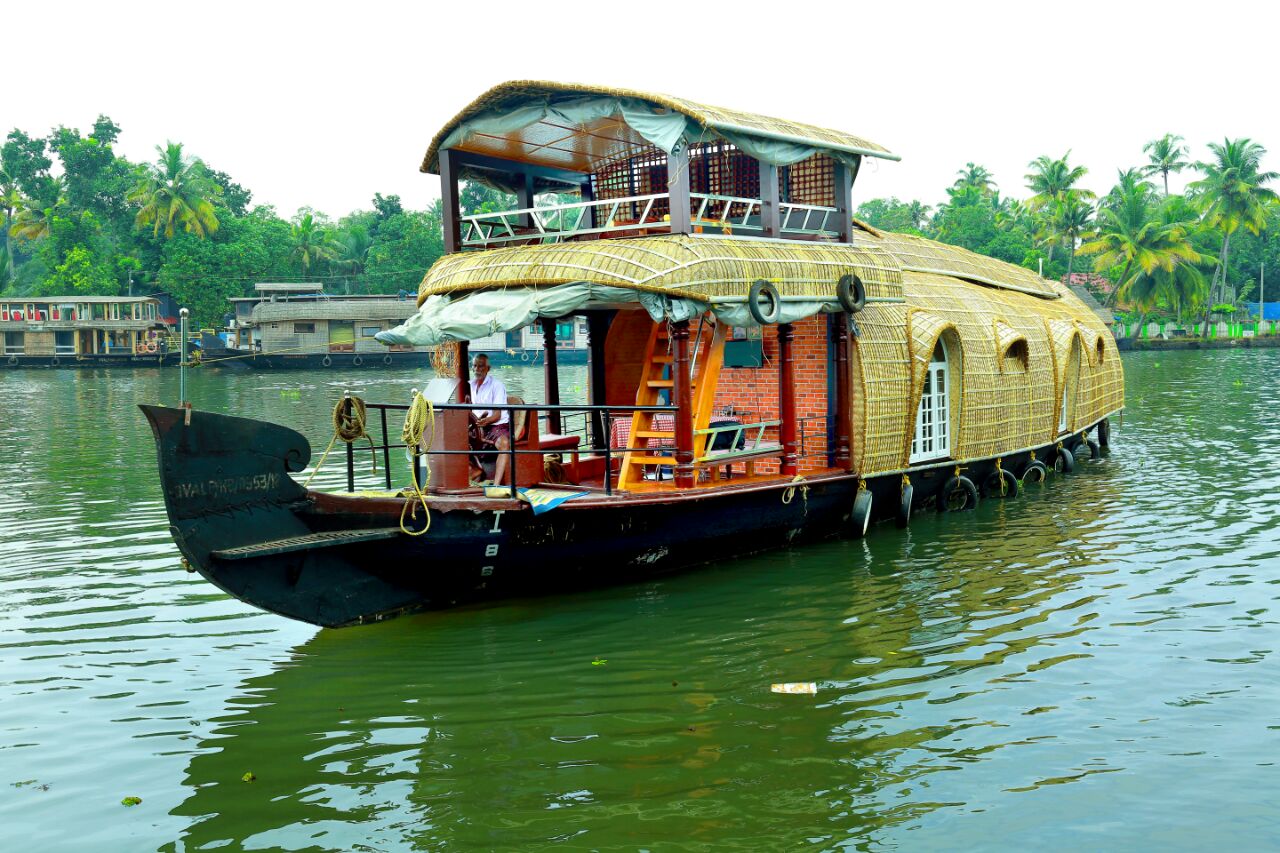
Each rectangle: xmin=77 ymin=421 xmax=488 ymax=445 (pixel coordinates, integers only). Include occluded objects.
xmin=1 ymin=351 xmax=1278 ymax=851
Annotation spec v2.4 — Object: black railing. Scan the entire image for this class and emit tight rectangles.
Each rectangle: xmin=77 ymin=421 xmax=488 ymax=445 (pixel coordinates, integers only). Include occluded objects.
xmin=339 ymin=399 xmax=678 ymax=497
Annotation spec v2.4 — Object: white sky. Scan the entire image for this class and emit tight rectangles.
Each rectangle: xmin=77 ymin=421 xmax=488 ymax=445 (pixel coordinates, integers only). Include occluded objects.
xmin=10 ymin=1 xmax=1276 ymax=218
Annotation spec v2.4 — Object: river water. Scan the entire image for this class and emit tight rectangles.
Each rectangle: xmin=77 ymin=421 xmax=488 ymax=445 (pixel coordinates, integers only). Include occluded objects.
xmin=0 ymin=350 xmax=1277 ymax=851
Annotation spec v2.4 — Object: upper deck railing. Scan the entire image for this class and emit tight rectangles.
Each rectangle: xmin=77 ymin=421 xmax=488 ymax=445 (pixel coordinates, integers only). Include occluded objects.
xmin=460 ymin=192 xmax=840 ymax=249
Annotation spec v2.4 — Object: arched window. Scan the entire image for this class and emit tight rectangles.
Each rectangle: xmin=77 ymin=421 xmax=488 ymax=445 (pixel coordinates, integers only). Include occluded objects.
xmin=910 ymin=340 xmax=951 ymax=463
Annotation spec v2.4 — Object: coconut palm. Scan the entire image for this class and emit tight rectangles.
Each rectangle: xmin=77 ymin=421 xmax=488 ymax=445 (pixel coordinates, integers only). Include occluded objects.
xmin=128 ymin=142 xmax=220 ymax=239
xmin=905 ymin=200 xmax=932 ymax=231
xmin=290 ymin=212 xmax=338 ymax=275
xmin=1100 ymin=168 xmax=1155 ymax=213
xmin=1188 ymin=137 xmax=1278 ymax=336
xmin=1025 ymin=152 xmax=1094 ymax=211
xmin=1054 ymin=193 xmax=1094 ymax=287
xmin=9 ymin=177 xmax=65 ymax=242
xmin=0 ymin=169 xmax=20 ymax=283
xmin=331 ymin=225 xmax=372 ymax=292
xmin=953 ymin=163 xmax=995 ymax=195
xmin=1141 ymin=133 xmax=1190 ymax=196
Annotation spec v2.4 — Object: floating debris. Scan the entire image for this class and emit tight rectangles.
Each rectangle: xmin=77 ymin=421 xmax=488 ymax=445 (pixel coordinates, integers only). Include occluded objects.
xmin=241 ymin=772 xmax=256 ymax=783
xmin=591 ymin=658 xmax=607 ymax=666
xmin=121 ymin=796 xmax=142 ymax=807
xmin=771 ymin=682 xmax=818 ymax=695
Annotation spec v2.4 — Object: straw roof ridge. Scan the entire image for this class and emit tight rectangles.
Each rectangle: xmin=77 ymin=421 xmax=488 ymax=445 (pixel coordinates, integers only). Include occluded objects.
xmin=857 ymin=229 xmax=1061 ymax=300
xmin=423 ymin=80 xmax=897 ymax=174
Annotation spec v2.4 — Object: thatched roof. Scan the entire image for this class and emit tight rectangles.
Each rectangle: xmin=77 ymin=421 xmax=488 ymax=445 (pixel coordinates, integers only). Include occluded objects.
xmin=422 ymin=80 xmax=898 ymax=176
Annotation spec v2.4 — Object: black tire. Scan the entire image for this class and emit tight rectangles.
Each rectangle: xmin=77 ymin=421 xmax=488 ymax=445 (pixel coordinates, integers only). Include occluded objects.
xmin=983 ymin=468 xmax=1020 ymax=499
xmin=1021 ymin=460 xmax=1049 ymax=484
xmin=896 ymin=483 xmax=913 ymax=528
xmin=353 ymin=355 xmax=363 ymax=367
xmin=322 ymin=355 xmax=332 ymax=367
xmin=748 ymin=279 xmax=782 ymax=325
xmin=6 ymin=356 xmax=16 ymax=366
xmin=836 ymin=273 xmax=866 ymax=314
xmin=850 ymin=489 xmax=873 ymax=538
xmin=1053 ymin=445 xmax=1075 ymax=474
xmin=1097 ymin=418 xmax=1111 ymax=449
xmin=50 ymin=357 xmax=60 ymax=367
xmin=1085 ymin=438 xmax=1101 ymax=459
xmin=383 ymin=355 xmax=393 ymax=366
xmin=939 ymin=475 xmax=979 ymax=512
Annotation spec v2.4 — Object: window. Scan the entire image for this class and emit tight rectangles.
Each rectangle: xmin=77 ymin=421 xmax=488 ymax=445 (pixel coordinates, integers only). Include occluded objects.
xmin=361 ymin=326 xmax=381 ymax=338
xmin=54 ymin=331 xmax=75 ymax=355
xmin=3 ymin=331 xmax=23 ymax=355
xmin=1059 ymin=384 xmax=1069 ymax=434
xmin=910 ymin=340 xmax=951 ymax=463
xmin=294 ymin=322 xmax=316 ymax=334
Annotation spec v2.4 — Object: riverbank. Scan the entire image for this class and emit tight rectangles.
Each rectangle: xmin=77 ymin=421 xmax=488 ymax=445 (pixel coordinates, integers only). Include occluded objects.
xmin=1123 ymin=334 xmax=1280 ymax=351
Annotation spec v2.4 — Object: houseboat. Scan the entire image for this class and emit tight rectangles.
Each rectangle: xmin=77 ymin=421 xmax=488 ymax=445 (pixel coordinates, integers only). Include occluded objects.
xmin=2 ymin=295 xmax=174 ymax=368
xmin=205 ymin=282 xmax=588 ymax=369
xmin=141 ymin=81 xmax=1124 ymax=628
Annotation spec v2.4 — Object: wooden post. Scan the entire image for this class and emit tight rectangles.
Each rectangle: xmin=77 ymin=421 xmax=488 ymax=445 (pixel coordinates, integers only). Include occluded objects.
xmin=457 ymin=340 xmax=471 ymax=403
xmin=835 ymin=316 xmax=852 ymax=469
xmin=671 ymin=320 xmax=695 ymax=487
xmin=667 ymin=144 xmax=692 ymax=235
xmin=516 ymin=171 xmax=536 ymax=229
xmin=778 ymin=322 xmax=798 ymax=475
xmin=587 ymin=312 xmax=611 ymax=449
xmin=759 ymin=160 xmax=780 ymax=238
xmin=440 ymin=149 xmax=463 ymax=254
xmin=580 ymin=180 xmax=596 ymax=230
xmin=834 ymin=159 xmax=854 ymax=244
xmin=540 ymin=317 xmax=562 ymax=434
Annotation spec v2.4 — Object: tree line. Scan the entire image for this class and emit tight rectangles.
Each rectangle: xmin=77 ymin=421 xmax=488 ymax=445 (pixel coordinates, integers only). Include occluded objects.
xmin=856 ymin=134 xmax=1278 ymax=335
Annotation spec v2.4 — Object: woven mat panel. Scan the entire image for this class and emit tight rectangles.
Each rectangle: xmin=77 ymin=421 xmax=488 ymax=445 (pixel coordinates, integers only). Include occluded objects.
xmin=852 ymin=302 xmax=912 ymax=475
xmin=857 ymin=231 xmax=1059 ymax=299
xmin=418 ymin=236 xmax=905 ymax=302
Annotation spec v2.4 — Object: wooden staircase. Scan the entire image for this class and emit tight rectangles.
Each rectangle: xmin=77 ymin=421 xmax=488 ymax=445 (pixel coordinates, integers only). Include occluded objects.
xmin=618 ymin=317 xmax=726 ymax=490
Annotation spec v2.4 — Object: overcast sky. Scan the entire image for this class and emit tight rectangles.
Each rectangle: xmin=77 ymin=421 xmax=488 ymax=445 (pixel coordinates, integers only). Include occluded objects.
xmin=9 ymin=1 xmax=1276 ymax=219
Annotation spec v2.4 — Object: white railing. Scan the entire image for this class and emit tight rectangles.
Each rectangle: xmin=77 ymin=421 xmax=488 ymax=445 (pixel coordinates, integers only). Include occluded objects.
xmin=460 ymin=193 xmax=840 ymax=247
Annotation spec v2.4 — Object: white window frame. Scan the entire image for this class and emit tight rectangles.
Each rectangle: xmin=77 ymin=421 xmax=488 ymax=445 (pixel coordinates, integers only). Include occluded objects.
xmin=1058 ymin=383 xmax=1069 ymax=434
xmin=910 ymin=340 xmax=951 ymax=464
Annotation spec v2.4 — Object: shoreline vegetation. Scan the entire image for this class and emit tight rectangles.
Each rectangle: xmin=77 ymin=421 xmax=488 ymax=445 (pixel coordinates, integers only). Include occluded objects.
xmin=1 ymin=120 xmax=1277 ymax=337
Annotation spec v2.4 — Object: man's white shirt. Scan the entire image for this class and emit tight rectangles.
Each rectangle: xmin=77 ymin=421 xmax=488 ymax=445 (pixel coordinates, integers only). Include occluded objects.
xmin=470 ymin=374 xmax=509 ymax=425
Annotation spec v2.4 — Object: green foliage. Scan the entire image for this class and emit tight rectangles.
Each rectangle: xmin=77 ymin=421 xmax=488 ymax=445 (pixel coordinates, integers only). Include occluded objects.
xmin=364 ymin=203 xmax=445 ymax=293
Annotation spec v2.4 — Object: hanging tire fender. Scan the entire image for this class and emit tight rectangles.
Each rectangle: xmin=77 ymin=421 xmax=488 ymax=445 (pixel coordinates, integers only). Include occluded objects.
xmin=322 ymin=355 xmax=332 ymax=368
xmin=983 ymin=468 xmax=1019 ymax=499
xmin=748 ymin=279 xmax=782 ymax=325
xmin=896 ymin=481 xmax=913 ymax=528
xmin=836 ymin=273 xmax=866 ymax=313
xmin=939 ymin=475 xmax=979 ymax=511
xmin=1021 ymin=460 xmax=1049 ymax=484
xmin=1053 ymin=445 xmax=1075 ymax=474
xmin=383 ymin=354 xmax=393 ymax=366
xmin=353 ymin=355 xmax=363 ymax=367
xmin=1096 ymin=418 xmax=1111 ymax=449
xmin=850 ymin=488 xmax=873 ymax=538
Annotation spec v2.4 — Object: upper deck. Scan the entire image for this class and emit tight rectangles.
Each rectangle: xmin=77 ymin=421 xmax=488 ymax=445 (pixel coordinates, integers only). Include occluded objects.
xmin=426 ymin=81 xmax=899 ymax=254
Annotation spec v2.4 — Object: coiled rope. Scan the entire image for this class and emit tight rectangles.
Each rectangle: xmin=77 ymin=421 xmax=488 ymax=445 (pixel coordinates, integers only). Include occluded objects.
xmin=399 ymin=392 xmax=435 ymax=536
xmin=781 ymin=474 xmax=809 ymax=505
xmin=304 ymin=396 xmax=377 ymax=488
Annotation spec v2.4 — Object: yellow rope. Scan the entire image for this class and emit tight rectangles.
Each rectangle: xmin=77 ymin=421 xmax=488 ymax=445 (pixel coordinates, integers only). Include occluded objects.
xmin=781 ymin=474 xmax=808 ymax=505
xmin=399 ymin=392 xmax=435 ymax=536
xmin=304 ymin=396 xmax=377 ymax=488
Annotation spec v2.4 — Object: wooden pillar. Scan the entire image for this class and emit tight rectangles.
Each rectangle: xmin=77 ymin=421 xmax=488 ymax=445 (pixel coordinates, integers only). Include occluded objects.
xmin=834 ymin=159 xmax=854 ymax=244
xmin=835 ymin=316 xmax=852 ymax=469
xmin=759 ymin=160 xmax=780 ymax=238
xmin=516 ymin=171 xmax=536 ymax=229
xmin=456 ymin=340 xmax=471 ymax=403
xmin=778 ymin=322 xmax=798 ymax=475
xmin=540 ymin=317 xmax=562 ymax=434
xmin=587 ymin=312 xmax=611 ymax=449
xmin=667 ymin=144 xmax=692 ymax=235
xmin=440 ymin=149 xmax=463 ymax=254
xmin=671 ymin=320 xmax=695 ymax=487
xmin=580 ymin=180 xmax=596 ymax=230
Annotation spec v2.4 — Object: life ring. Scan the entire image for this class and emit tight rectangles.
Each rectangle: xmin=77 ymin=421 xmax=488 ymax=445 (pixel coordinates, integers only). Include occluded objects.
xmin=850 ymin=488 xmax=873 ymax=538
xmin=896 ymin=481 xmax=913 ymax=528
xmin=145 ymin=342 xmax=157 ymax=353
xmin=521 ymin=352 xmax=530 ymax=362
xmin=1052 ymin=445 xmax=1075 ymax=474
xmin=322 ymin=355 xmax=332 ymax=368
xmin=1096 ymin=418 xmax=1111 ymax=449
xmin=983 ymin=468 xmax=1019 ymax=499
xmin=50 ymin=357 xmax=61 ymax=367
xmin=836 ymin=273 xmax=866 ymax=313
xmin=939 ymin=475 xmax=979 ymax=512
xmin=1021 ymin=460 xmax=1049 ymax=484
xmin=747 ymin=279 xmax=781 ymax=325
xmin=382 ymin=354 xmax=393 ymax=366
xmin=353 ymin=355 xmax=363 ymax=367
xmin=6 ymin=356 xmax=16 ymax=366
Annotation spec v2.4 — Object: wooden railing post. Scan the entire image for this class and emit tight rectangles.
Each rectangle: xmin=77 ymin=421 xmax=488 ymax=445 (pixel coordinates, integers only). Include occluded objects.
xmin=759 ymin=160 xmax=780 ymax=238
xmin=457 ymin=340 xmax=471 ymax=403
xmin=587 ymin=312 xmax=611 ymax=449
xmin=778 ymin=322 xmax=798 ymax=475
xmin=540 ymin=317 xmax=562 ymax=433
xmin=834 ymin=159 xmax=855 ymax=244
xmin=835 ymin=316 xmax=852 ymax=469
xmin=439 ymin=149 xmax=462 ymax=254
xmin=668 ymin=144 xmax=692 ymax=236
xmin=671 ymin=320 xmax=695 ymax=487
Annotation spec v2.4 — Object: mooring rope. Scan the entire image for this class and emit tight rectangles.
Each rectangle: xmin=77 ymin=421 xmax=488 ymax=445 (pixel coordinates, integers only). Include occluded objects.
xmin=304 ymin=396 xmax=378 ymax=488
xmin=781 ymin=474 xmax=809 ymax=505
xmin=399 ymin=392 xmax=435 ymax=536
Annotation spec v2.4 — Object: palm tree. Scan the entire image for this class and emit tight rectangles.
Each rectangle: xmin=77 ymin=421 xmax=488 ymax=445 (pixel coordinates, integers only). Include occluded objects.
xmin=1188 ymin=137 xmax=1278 ymax=336
xmin=905 ymin=200 xmax=932 ymax=231
xmin=9 ymin=177 xmax=65 ymax=242
xmin=1026 ymin=153 xmax=1095 ymax=263
xmin=290 ymin=212 xmax=338 ymax=276
xmin=953 ymin=163 xmax=995 ymax=195
xmin=1100 ymin=168 xmax=1155 ymax=213
xmin=128 ymin=142 xmax=220 ymax=239
xmin=331 ymin=226 xmax=372 ymax=292
xmin=0 ymin=169 xmax=20 ymax=284
xmin=1055 ymin=193 xmax=1094 ymax=287
xmin=1141 ymin=133 xmax=1190 ymax=196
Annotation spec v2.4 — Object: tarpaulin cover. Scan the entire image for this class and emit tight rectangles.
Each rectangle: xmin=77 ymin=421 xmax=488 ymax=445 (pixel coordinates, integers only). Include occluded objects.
xmin=1246 ymin=301 xmax=1280 ymax=321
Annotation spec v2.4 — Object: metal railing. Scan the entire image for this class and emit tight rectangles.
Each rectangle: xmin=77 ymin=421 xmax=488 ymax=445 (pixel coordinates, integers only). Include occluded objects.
xmin=340 ymin=400 xmax=678 ymax=497
xmin=460 ymin=192 xmax=841 ymax=248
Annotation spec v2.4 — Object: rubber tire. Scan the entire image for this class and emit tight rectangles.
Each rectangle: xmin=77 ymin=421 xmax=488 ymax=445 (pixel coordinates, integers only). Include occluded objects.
xmin=51 ymin=357 xmax=60 ymax=367
xmin=896 ymin=483 xmax=913 ymax=528
xmin=1053 ymin=445 xmax=1075 ymax=474
xmin=1086 ymin=438 xmax=1101 ymax=459
xmin=837 ymin=273 xmax=866 ymax=313
xmin=353 ymin=355 xmax=363 ymax=367
xmin=939 ymin=475 xmax=979 ymax=512
xmin=983 ymin=468 xmax=1020 ymax=499
xmin=1022 ymin=460 xmax=1049 ymax=484
xmin=1097 ymin=418 xmax=1110 ymax=449
xmin=322 ymin=356 xmax=332 ymax=367
xmin=748 ymin=279 xmax=782 ymax=325
xmin=850 ymin=489 xmax=873 ymax=538
xmin=383 ymin=355 xmax=393 ymax=366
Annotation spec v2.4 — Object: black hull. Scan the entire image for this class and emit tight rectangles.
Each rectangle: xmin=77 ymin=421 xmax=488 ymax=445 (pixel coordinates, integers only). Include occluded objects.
xmin=203 ymin=347 xmax=589 ymax=370
xmin=2 ymin=353 xmax=175 ymax=368
xmin=141 ymin=405 xmax=1103 ymax=628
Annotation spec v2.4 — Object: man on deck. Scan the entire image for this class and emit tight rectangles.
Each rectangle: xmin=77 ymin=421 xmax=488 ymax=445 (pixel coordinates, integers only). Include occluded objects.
xmin=469 ymin=353 xmax=511 ymax=486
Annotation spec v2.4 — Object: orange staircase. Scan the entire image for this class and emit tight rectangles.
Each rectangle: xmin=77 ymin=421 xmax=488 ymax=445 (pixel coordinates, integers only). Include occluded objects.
xmin=619 ymin=317 xmax=726 ymax=490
